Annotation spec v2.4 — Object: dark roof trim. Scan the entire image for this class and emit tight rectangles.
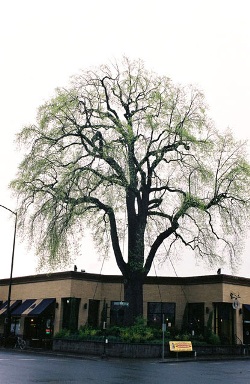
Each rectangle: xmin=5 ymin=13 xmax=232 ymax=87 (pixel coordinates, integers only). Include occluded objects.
xmin=0 ymin=271 xmax=124 ymax=286
xmin=0 ymin=271 xmax=250 ymax=287
xmin=145 ymin=274 xmax=250 ymax=286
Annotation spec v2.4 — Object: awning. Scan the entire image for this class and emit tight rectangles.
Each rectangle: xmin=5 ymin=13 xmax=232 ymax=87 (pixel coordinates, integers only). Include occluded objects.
xmin=11 ymin=298 xmax=56 ymax=317
xmin=0 ymin=300 xmax=22 ymax=316
xmin=11 ymin=299 xmax=36 ymax=316
xmin=243 ymin=304 xmax=250 ymax=312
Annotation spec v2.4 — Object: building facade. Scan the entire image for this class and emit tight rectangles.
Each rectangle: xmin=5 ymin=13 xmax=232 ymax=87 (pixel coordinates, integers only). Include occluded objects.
xmin=0 ymin=271 xmax=250 ymax=346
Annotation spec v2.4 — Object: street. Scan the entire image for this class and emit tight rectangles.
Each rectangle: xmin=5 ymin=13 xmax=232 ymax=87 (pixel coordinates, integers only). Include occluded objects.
xmin=0 ymin=350 xmax=250 ymax=383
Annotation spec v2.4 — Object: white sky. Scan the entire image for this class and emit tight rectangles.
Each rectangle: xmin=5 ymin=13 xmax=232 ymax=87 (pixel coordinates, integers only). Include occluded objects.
xmin=1 ymin=0 xmax=250 ymax=279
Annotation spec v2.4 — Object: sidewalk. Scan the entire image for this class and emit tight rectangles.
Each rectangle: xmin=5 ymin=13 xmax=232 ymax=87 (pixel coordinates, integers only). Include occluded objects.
xmin=3 ymin=345 xmax=250 ymax=363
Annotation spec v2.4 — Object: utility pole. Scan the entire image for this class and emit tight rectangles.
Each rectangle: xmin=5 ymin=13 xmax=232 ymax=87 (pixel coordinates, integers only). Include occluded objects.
xmin=0 ymin=205 xmax=17 ymax=338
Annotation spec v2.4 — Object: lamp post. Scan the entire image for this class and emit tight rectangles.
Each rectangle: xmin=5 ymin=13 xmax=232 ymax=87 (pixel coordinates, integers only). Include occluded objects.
xmin=0 ymin=204 xmax=17 ymax=337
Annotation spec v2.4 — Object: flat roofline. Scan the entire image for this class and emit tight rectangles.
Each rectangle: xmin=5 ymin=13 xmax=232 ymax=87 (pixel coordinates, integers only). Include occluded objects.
xmin=145 ymin=274 xmax=250 ymax=286
xmin=0 ymin=271 xmax=250 ymax=287
xmin=0 ymin=271 xmax=123 ymax=285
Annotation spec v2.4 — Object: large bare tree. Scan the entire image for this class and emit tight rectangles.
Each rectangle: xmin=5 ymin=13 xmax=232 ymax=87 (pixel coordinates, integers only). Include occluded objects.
xmin=11 ymin=58 xmax=250 ymax=324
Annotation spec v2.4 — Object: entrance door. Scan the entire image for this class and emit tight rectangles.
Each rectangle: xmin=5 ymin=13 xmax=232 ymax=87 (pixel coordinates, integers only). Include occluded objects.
xmin=24 ymin=317 xmax=40 ymax=339
xmin=88 ymin=300 xmax=100 ymax=327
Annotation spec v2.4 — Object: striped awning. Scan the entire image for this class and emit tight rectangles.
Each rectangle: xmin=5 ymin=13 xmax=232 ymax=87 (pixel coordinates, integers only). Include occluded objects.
xmin=0 ymin=300 xmax=22 ymax=316
xmin=11 ymin=298 xmax=55 ymax=317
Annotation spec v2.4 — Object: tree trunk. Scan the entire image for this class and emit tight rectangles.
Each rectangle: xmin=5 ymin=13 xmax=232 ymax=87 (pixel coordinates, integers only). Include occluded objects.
xmin=123 ymin=273 xmax=144 ymax=325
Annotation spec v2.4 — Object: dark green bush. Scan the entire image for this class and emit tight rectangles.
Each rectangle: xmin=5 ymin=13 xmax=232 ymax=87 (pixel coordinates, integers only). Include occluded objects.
xmin=54 ymin=329 xmax=71 ymax=339
xmin=208 ymin=333 xmax=221 ymax=345
xmin=55 ymin=316 xmax=222 ymax=345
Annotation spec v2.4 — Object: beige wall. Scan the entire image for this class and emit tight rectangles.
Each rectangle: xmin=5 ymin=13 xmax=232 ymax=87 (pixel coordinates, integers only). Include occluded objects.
xmin=222 ymin=282 xmax=250 ymax=343
xmin=143 ymin=283 xmax=186 ymax=328
xmin=9 ymin=279 xmax=73 ymax=334
xmin=1 ymin=272 xmax=250 ymax=343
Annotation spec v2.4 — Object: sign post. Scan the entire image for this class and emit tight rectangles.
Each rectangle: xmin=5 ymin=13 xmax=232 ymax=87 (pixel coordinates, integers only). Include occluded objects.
xmin=162 ymin=315 xmax=166 ymax=360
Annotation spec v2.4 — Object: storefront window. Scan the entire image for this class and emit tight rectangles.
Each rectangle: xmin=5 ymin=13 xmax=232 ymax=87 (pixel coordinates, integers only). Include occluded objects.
xmin=147 ymin=302 xmax=175 ymax=328
xmin=214 ymin=302 xmax=234 ymax=344
xmin=62 ymin=298 xmax=80 ymax=331
xmin=110 ymin=301 xmax=129 ymax=326
xmin=243 ymin=304 xmax=250 ymax=344
xmin=187 ymin=303 xmax=204 ymax=335
xmin=11 ymin=318 xmax=20 ymax=335
xmin=88 ymin=300 xmax=100 ymax=327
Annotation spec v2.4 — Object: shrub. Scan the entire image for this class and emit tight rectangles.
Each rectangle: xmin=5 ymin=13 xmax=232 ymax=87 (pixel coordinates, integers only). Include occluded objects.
xmin=54 ymin=316 xmax=222 ymax=345
xmin=204 ymin=311 xmax=213 ymax=338
xmin=107 ymin=326 xmax=122 ymax=338
xmin=54 ymin=329 xmax=71 ymax=339
xmin=120 ymin=325 xmax=154 ymax=343
xmin=78 ymin=325 xmax=102 ymax=340
xmin=208 ymin=333 xmax=221 ymax=345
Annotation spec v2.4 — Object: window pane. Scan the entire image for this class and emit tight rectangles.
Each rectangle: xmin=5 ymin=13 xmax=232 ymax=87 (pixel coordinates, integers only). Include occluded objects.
xmin=148 ymin=302 xmax=161 ymax=314
xmin=147 ymin=302 xmax=176 ymax=327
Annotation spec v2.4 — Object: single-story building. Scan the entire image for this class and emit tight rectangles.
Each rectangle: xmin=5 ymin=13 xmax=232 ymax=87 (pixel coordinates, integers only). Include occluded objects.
xmin=0 ymin=271 xmax=250 ymax=346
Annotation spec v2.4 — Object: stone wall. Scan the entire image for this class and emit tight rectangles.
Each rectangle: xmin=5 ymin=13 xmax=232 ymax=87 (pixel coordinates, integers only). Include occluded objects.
xmin=53 ymin=339 xmax=246 ymax=358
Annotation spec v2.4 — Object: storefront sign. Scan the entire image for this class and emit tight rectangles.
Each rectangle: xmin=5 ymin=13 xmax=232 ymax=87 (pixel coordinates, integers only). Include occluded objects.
xmin=113 ymin=301 xmax=129 ymax=307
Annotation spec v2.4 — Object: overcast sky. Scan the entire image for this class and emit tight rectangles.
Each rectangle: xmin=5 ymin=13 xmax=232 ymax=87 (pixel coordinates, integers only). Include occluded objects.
xmin=1 ymin=0 xmax=250 ymax=279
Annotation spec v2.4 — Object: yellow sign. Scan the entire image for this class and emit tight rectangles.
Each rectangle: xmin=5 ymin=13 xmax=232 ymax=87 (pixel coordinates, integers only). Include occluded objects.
xmin=169 ymin=341 xmax=193 ymax=352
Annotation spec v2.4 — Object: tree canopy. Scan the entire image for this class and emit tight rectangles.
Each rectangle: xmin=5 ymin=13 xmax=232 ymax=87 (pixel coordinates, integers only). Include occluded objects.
xmin=11 ymin=57 xmax=250 ymax=322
